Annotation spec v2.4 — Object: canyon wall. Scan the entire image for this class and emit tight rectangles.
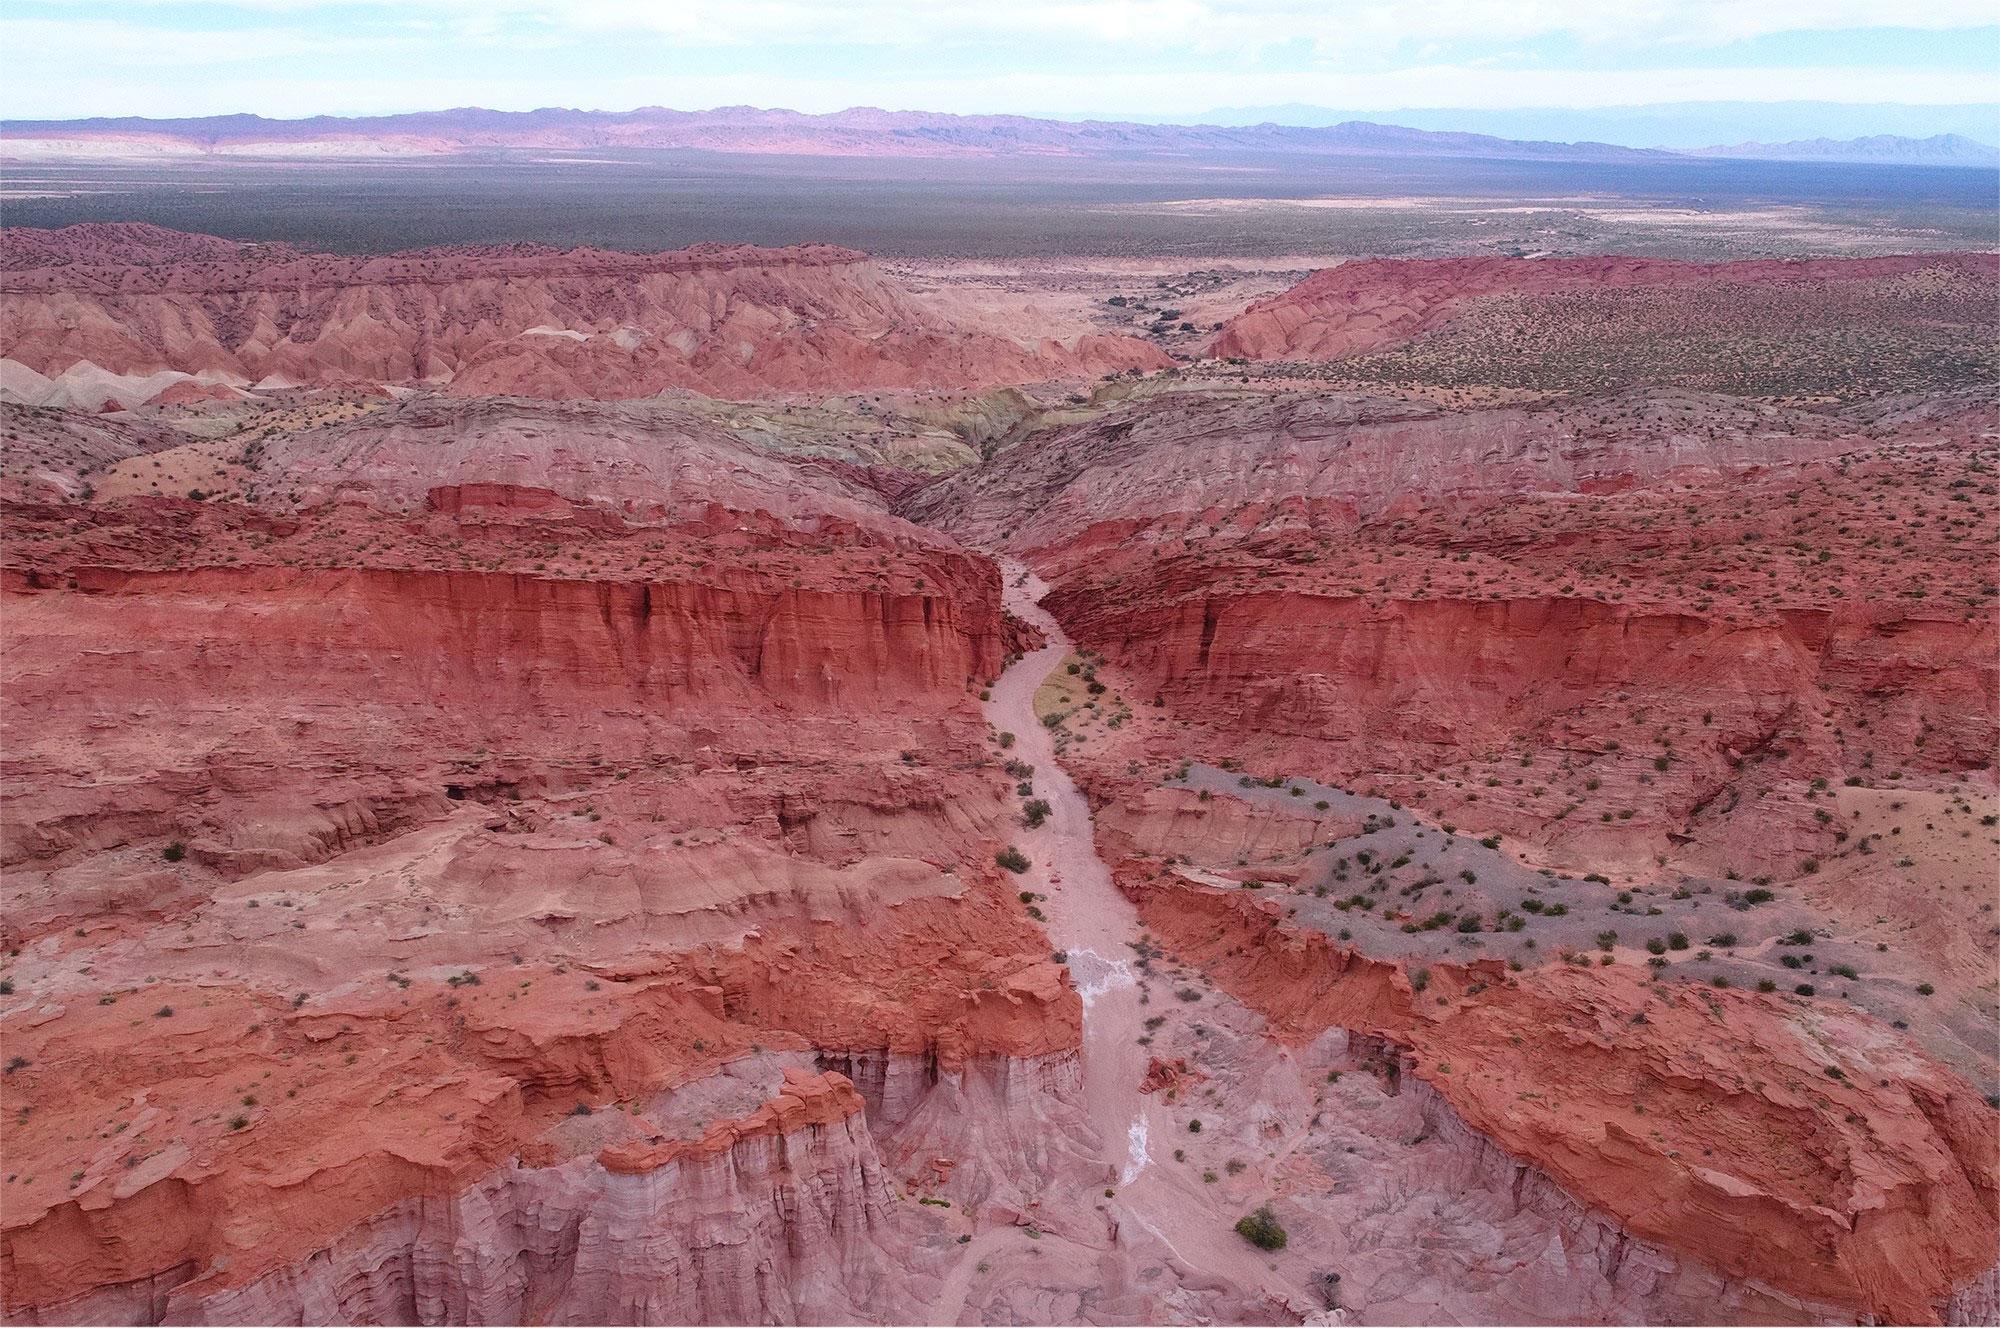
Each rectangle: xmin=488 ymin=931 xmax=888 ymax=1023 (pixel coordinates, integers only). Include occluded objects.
xmin=1120 ymin=874 xmax=2000 ymax=1324
xmin=1052 ymin=585 xmax=1997 ymax=838
xmin=24 ymin=561 xmax=1002 ymax=709
xmin=913 ymin=384 xmax=1999 ymax=875
xmin=11 ymin=1070 xmax=927 ymax=1326
xmin=1 ymin=551 xmax=1005 ymax=879
xmin=0 ymin=392 xmax=1091 ymax=1321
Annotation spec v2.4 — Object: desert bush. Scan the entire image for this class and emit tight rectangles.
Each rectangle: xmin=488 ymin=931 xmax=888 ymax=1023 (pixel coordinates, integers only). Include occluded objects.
xmin=1235 ymin=1205 xmax=1288 ymax=1251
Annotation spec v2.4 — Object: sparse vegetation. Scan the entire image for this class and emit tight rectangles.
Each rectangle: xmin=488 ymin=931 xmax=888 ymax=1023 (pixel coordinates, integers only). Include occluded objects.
xmin=1235 ymin=1205 xmax=1288 ymax=1251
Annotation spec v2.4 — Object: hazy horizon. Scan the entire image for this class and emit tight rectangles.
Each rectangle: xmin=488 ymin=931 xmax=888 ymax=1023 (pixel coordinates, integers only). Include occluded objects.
xmin=7 ymin=99 xmax=1997 ymax=155
xmin=4 ymin=0 xmax=1995 ymax=127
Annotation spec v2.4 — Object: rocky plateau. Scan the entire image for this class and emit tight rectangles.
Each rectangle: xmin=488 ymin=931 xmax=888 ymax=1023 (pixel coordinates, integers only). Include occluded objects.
xmin=1 ymin=228 xmax=1995 ymax=1326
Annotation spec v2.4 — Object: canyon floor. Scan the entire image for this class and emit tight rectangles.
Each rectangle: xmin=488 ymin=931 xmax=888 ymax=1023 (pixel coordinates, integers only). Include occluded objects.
xmin=1 ymin=223 xmax=1996 ymax=1326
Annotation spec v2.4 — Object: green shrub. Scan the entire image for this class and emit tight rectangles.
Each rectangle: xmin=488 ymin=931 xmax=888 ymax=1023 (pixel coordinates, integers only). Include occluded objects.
xmin=1235 ymin=1205 xmax=1288 ymax=1251
xmin=996 ymin=847 xmax=1031 ymax=874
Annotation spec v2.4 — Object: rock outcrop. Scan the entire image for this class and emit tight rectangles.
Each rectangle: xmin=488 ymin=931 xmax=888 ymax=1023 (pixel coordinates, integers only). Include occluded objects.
xmin=911 ymin=386 xmax=2000 ymax=875
xmin=1210 ymin=253 xmax=2000 ymax=362
xmin=1121 ymin=874 xmax=2000 ymax=1325
xmin=910 ymin=375 xmax=1999 ymax=1323
xmin=12 ymin=1067 xmax=926 ymax=1325
xmin=0 ymin=401 xmax=183 ymax=500
xmin=0 ymin=225 xmax=1169 ymax=401
xmin=0 ymin=388 xmax=1093 ymax=1321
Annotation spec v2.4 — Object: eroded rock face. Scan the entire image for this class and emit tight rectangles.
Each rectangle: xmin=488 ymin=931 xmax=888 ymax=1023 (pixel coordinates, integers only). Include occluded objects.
xmin=1210 ymin=253 xmax=2000 ymax=362
xmin=0 ymin=398 xmax=1091 ymax=1321
xmin=1063 ymin=587 xmax=1995 ymax=875
xmin=19 ymin=1068 xmax=925 ymax=1326
xmin=912 ymin=386 xmax=2000 ymax=877
xmin=250 ymin=395 xmax=930 ymax=522
xmin=1120 ymin=876 xmax=1999 ymax=1324
xmin=0 ymin=523 xmax=1009 ymax=878
xmin=3 ymin=233 xmax=1998 ymax=1325
xmin=0 ymin=403 xmax=183 ymax=501
xmin=909 ymin=377 xmax=1999 ymax=1321
xmin=0 ymin=225 xmax=1169 ymax=400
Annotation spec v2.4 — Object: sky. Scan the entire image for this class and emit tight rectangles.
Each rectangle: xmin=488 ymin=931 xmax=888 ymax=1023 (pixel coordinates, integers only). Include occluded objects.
xmin=3 ymin=0 xmax=1997 ymax=123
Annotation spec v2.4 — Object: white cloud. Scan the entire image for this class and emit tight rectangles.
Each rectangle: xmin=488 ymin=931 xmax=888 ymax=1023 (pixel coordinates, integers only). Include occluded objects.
xmin=28 ymin=0 xmax=2000 ymax=51
xmin=471 ymin=0 xmax=2000 ymax=52
xmin=0 ymin=15 xmax=419 ymax=66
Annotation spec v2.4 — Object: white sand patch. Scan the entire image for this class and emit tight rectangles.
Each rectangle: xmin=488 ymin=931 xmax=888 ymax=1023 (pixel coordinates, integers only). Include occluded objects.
xmin=1069 ymin=948 xmax=1137 ymax=1009
xmin=1121 ymin=1114 xmax=1150 ymax=1184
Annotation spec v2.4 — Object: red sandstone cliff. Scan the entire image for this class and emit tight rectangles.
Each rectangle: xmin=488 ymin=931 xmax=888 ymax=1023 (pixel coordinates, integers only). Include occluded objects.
xmin=910 ymin=386 xmax=2000 ymax=874
xmin=0 ymin=392 xmax=1090 ymax=1320
xmin=1119 ymin=874 xmax=2000 ymax=1325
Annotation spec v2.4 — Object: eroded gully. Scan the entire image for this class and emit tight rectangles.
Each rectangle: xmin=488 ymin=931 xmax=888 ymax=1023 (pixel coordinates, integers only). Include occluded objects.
xmin=975 ymin=560 xmax=1302 ymax=1316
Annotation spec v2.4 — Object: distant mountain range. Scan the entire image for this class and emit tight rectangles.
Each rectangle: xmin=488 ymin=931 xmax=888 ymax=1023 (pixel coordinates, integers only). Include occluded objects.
xmin=0 ymin=106 xmax=1664 ymax=163
xmin=1686 ymin=133 xmax=2000 ymax=166
xmin=2 ymin=105 xmax=1993 ymax=169
xmin=1169 ymin=101 xmax=2000 ymax=152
